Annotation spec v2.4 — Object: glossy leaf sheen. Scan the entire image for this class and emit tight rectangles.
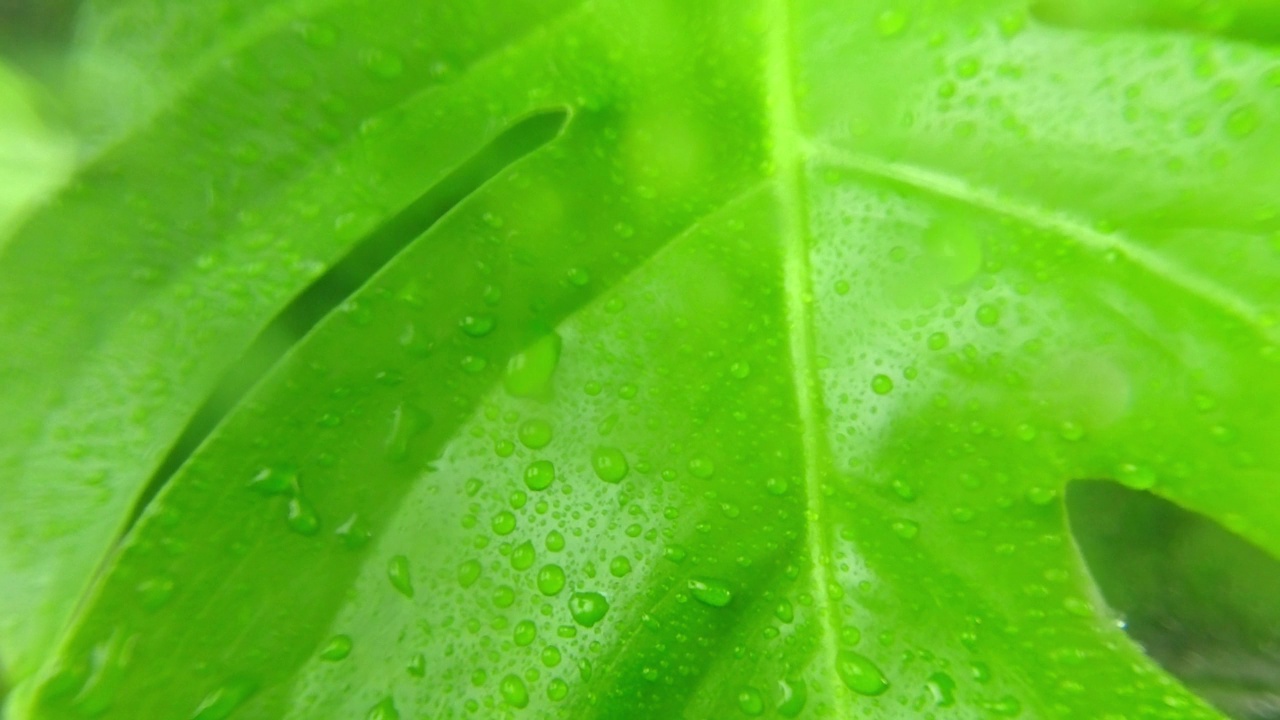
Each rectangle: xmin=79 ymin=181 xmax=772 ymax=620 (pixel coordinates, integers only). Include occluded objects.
xmin=2 ymin=0 xmax=1279 ymax=718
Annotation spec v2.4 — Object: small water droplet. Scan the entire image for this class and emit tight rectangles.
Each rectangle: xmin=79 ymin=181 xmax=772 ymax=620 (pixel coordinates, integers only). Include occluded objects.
xmin=927 ymin=671 xmax=956 ymax=707
xmin=890 ymin=519 xmax=919 ymax=540
xmin=513 ymin=620 xmax=537 ymax=646
xmin=511 ymin=541 xmax=536 ymax=571
xmin=137 ymin=576 xmax=174 ymax=611
xmin=568 ymin=591 xmax=610 ymax=627
xmin=688 ymin=577 xmax=733 ymax=607
xmin=387 ymin=555 xmax=414 ymax=598
xmin=729 ymin=361 xmax=751 ymax=379
xmin=319 ymin=634 xmax=353 ymax=661
xmin=518 ymin=419 xmax=553 ymax=449
xmin=545 ymin=530 xmax=565 ymax=552
xmin=505 ymin=333 xmax=563 ymax=397
xmin=876 ymin=9 xmax=909 ymax=36
xmin=1116 ymin=463 xmax=1156 ymax=490
xmin=500 ymin=674 xmax=529 ymax=708
xmin=1058 ymin=420 xmax=1085 ymax=441
xmin=1226 ymin=105 xmax=1260 ymax=138
xmin=361 ymin=49 xmax=404 ymax=79
xmin=592 ymin=447 xmax=629 ymax=483
xmin=547 ymin=677 xmax=569 ymax=701
xmin=459 ymin=314 xmax=496 ymax=337
xmin=609 ymin=556 xmax=632 ymax=577
xmin=458 ymin=559 xmax=482 ymax=588
xmin=776 ymin=677 xmax=808 ymax=717
xmin=287 ymin=496 xmax=320 ymax=536
xmin=871 ymin=374 xmax=894 ymax=395
xmin=366 ymin=696 xmax=400 ymax=720
xmin=524 ymin=460 xmax=556 ymax=491
xmin=737 ymin=686 xmax=765 ymax=715
xmin=927 ymin=331 xmax=949 ymax=350
xmin=538 ymin=564 xmax=567 ymax=596
xmin=836 ymin=650 xmax=889 ymax=696
xmin=248 ymin=465 xmax=296 ymax=496
xmin=191 ymin=679 xmax=258 ymax=720
xmin=406 ymin=653 xmax=426 ymax=677
xmin=664 ymin=545 xmax=688 ymax=563
xmin=460 ymin=355 xmax=488 ymax=373
xmin=975 ymin=303 xmax=1001 ymax=327
xmin=688 ymin=457 xmax=715 ymax=479
xmin=492 ymin=511 xmax=517 ymax=536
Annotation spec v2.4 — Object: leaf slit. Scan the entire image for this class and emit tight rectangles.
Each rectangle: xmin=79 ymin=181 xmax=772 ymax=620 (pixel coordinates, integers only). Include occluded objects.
xmin=122 ymin=107 xmax=571 ymax=531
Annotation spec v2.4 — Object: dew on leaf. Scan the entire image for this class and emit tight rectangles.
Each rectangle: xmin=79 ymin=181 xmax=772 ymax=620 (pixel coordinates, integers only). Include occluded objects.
xmin=1225 ymin=105 xmax=1260 ymax=138
xmin=1116 ymin=463 xmax=1157 ymax=490
xmin=137 ymin=576 xmax=174 ymax=610
xmin=492 ymin=511 xmax=517 ymax=535
xmin=729 ymin=361 xmax=751 ymax=379
xmin=975 ymin=303 xmax=1001 ymax=327
xmin=460 ymin=355 xmax=488 ymax=373
xmin=547 ymin=678 xmax=569 ymax=701
xmin=688 ymin=577 xmax=733 ymax=607
xmin=286 ymin=495 xmax=320 ymax=536
xmin=511 ymin=541 xmax=536 ymax=570
xmin=609 ymin=556 xmax=632 ymax=577
xmin=248 ymin=465 xmax=296 ymax=496
xmin=458 ymin=559 xmax=482 ymax=588
xmin=505 ymin=333 xmax=563 ymax=397
xmin=518 ymin=419 xmax=553 ymax=449
xmin=500 ymin=674 xmax=529 ymax=708
xmin=537 ymin=564 xmax=566 ymax=596
xmin=836 ymin=650 xmax=890 ymax=696
xmin=407 ymin=653 xmax=426 ymax=678
xmin=737 ymin=687 xmax=765 ymax=715
xmin=664 ymin=545 xmax=688 ymax=563
xmin=876 ymin=9 xmax=909 ymax=37
xmin=387 ymin=555 xmax=414 ymax=598
xmin=513 ymin=620 xmax=537 ymax=646
xmin=459 ymin=314 xmax=496 ymax=337
xmin=776 ymin=677 xmax=808 ymax=717
xmin=592 ymin=446 xmax=629 ymax=483
xmin=688 ymin=456 xmax=715 ymax=479
xmin=361 ymin=49 xmax=404 ymax=79
xmin=541 ymin=646 xmax=562 ymax=667
xmin=366 ymin=696 xmax=400 ymax=720
xmin=927 ymin=671 xmax=956 ymax=706
xmin=568 ymin=591 xmax=610 ymax=627
xmin=524 ymin=460 xmax=556 ymax=491
xmin=871 ymin=374 xmax=894 ymax=395
xmin=545 ymin=530 xmax=565 ymax=551
xmin=319 ymin=634 xmax=352 ymax=661
xmin=891 ymin=518 xmax=920 ymax=540
xmin=927 ymin=331 xmax=949 ymax=350
xmin=493 ymin=585 xmax=516 ymax=608
xmin=190 ymin=679 xmax=257 ymax=720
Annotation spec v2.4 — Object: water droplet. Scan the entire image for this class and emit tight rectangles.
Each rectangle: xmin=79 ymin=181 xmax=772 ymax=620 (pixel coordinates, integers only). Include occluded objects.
xmin=609 ymin=556 xmax=632 ymax=577
xmin=361 ymin=49 xmax=404 ymax=79
xmin=191 ymin=679 xmax=258 ymax=720
xmin=737 ymin=687 xmax=765 ymax=715
xmin=688 ymin=457 xmax=715 ymax=479
xmin=511 ymin=541 xmax=536 ymax=571
xmin=524 ymin=460 xmax=556 ymax=491
xmin=776 ymin=678 xmax=808 ymax=717
xmin=890 ymin=519 xmax=919 ymax=540
xmin=407 ymin=653 xmax=426 ymax=677
xmin=568 ymin=591 xmax=610 ymax=627
xmin=1116 ymin=463 xmax=1156 ymax=490
xmin=876 ymin=9 xmax=909 ymax=36
xmin=366 ymin=696 xmax=400 ymax=720
xmin=459 ymin=314 xmax=496 ymax=337
xmin=688 ymin=577 xmax=733 ymax=607
xmin=1025 ymin=486 xmax=1057 ymax=506
xmin=492 ymin=511 xmax=517 ymax=536
xmin=1058 ymin=420 xmax=1085 ymax=441
xmin=319 ymin=634 xmax=352 ymax=661
xmin=1226 ymin=105 xmax=1260 ymax=138
xmin=384 ymin=403 xmax=429 ymax=462
xmin=287 ymin=495 xmax=320 ymax=536
xmin=248 ymin=465 xmax=296 ymax=496
xmin=387 ymin=555 xmax=414 ymax=598
xmin=547 ymin=678 xmax=569 ymax=701
xmin=927 ymin=331 xmax=949 ymax=350
xmin=836 ymin=650 xmax=889 ymax=696
xmin=567 ymin=267 xmax=591 ymax=286
xmin=545 ymin=530 xmax=565 ymax=552
xmin=460 ymin=355 xmax=488 ymax=373
xmin=729 ymin=361 xmax=752 ymax=379
xmin=513 ymin=620 xmax=537 ymax=646
xmin=775 ymin=599 xmax=794 ymax=623
xmin=592 ymin=447 xmax=629 ymax=483
xmin=137 ymin=576 xmax=174 ymax=611
xmin=871 ymin=374 xmax=894 ymax=395
xmin=927 ymin=671 xmax=956 ymax=707
xmin=500 ymin=674 xmax=529 ymax=708
xmin=538 ymin=564 xmax=567 ymax=596
xmin=505 ymin=333 xmax=563 ymax=397
xmin=458 ymin=559 xmax=482 ymax=588
xmin=975 ymin=303 xmax=1001 ymax=327
xmin=664 ymin=545 xmax=688 ymax=563
xmin=518 ymin=419 xmax=553 ymax=449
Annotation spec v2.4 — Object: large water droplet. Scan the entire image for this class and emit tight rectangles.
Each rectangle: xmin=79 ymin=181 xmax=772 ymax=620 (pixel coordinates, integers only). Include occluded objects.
xmin=518 ymin=419 xmax=553 ymax=449
xmin=366 ymin=696 xmax=400 ymax=720
xmin=568 ymin=591 xmax=610 ymax=627
xmin=688 ymin=577 xmax=733 ymax=607
xmin=538 ymin=564 xmax=566 ymax=596
xmin=776 ymin=677 xmax=807 ymax=717
xmin=387 ymin=555 xmax=414 ymax=598
xmin=511 ymin=541 xmax=536 ymax=570
xmin=836 ymin=650 xmax=889 ymax=696
xmin=592 ymin=447 xmax=629 ymax=483
xmin=500 ymin=674 xmax=529 ymax=708
xmin=505 ymin=333 xmax=563 ymax=397
xmin=737 ymin=687 xmax=765 ymax=715
xmin=191 ymin=679 xmax=258 ymax=720
xmin=319 ymin=634 xmax=353 ymax=661
xmin=525 ymin=460 xmax=556 ymax=491
xmin=492 ymin=511 xmax=517 ymax=536
xmin=458 ymin=559 xmax=482 ymax=588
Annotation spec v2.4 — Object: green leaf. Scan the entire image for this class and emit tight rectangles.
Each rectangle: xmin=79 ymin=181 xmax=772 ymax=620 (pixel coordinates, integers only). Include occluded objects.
xmin=3 ymin=1 xmax=1279 ymax=718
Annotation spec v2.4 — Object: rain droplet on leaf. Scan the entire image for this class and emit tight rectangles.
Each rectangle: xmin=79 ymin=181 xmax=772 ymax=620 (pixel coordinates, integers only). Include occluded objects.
xmin=568 ymin=591 xmax=610 ymax=627
xmin=836 ymin=650 xmax=890 ymax=696
xmin=688 ymin=577 xmax=733 ymax=607
xmin=387 ymin=555 xmax=414 ymax=598
xmin=592 ymin=446 xmax=629 ymax=483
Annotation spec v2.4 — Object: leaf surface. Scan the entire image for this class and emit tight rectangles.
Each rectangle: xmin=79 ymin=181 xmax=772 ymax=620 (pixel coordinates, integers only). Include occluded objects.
xmin=3 ymin=1 xmax=1280 ymax=718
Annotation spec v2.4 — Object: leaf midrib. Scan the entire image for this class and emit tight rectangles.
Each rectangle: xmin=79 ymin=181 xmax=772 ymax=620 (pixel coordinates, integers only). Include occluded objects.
xmin=765 ymin=0 xmax=846 ymax=702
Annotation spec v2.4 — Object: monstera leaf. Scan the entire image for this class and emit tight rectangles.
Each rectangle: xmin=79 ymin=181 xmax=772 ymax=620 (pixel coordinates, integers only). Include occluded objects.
xmin=2 ymin=0 xmax=1279 ymax=718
